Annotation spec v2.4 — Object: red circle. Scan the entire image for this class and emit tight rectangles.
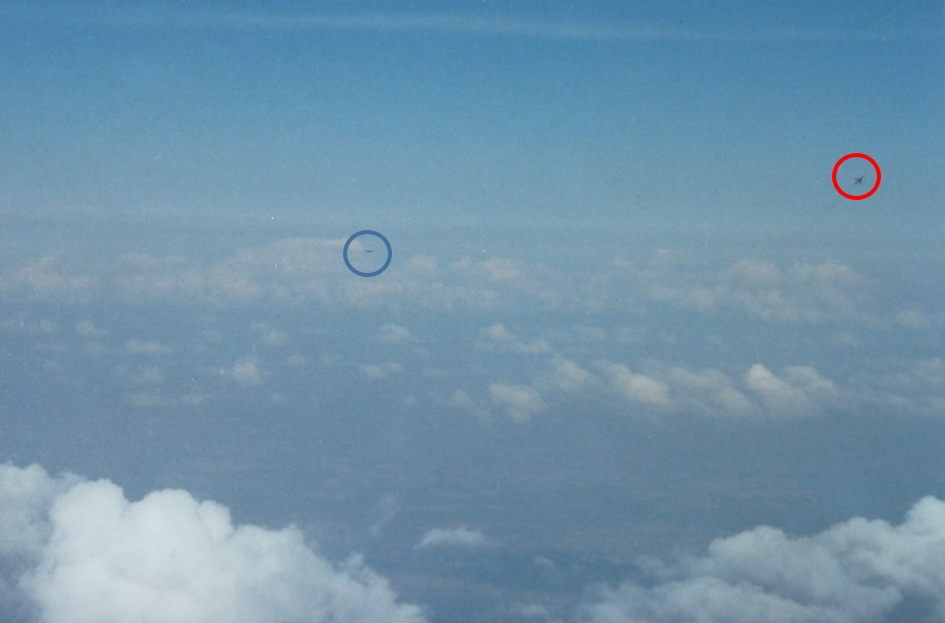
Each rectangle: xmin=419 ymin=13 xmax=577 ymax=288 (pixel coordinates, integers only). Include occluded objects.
xmin=832 ymin=153 xmax=881 ymax=200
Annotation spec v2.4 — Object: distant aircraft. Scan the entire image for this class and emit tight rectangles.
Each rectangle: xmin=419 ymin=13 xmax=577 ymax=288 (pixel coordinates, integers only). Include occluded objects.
xmin=854 ymin=176 xmax=864 ymax=185
xmin=364 ymin=250 xmax=374 ymax=253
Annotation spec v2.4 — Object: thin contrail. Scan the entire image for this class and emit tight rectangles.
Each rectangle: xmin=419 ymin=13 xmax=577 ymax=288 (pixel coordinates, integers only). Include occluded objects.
xmin=0 ymin=5 xmax=932 ymax=43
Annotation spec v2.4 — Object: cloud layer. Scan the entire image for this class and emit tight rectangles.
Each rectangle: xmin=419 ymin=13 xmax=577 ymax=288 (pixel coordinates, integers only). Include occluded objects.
xmin=580 ymin=496 xmax=945 ymax=623
xmin=5 ymin=242 xmax=945 ymax=423
xmin=0 ymin=243 xmax=887 ymax=324
xmin=0 ymin=464 xmax=426 ymax=623
xmin=0 ymin=6 xmax=904 ymax=43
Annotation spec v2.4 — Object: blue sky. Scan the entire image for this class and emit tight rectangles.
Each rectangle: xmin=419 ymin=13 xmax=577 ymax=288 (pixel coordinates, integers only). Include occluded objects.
xmin=2 ymin=1 xmax=942 ymax=227
xmin=1 ymin=3 xmax=945 ymax=623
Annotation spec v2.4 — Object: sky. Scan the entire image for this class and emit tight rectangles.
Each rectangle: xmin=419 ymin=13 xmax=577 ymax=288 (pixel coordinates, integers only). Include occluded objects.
xmin=1 ymin=2 xmax=944 ymax=622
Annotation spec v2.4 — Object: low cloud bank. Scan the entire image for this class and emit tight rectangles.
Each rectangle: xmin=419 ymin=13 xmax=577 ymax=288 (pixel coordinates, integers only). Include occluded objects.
xmin=0 ymin=463 xmax=427 ymax=623
xmin=1 ymin=247 xmax=891 ymax=328
xmin=580 ymin=496 xmax=945 ymax=623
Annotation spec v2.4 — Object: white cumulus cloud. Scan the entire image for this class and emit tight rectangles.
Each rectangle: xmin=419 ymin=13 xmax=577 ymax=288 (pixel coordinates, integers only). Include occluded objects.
xmin=489 ymin=383 xmax=547 ymax=422
xmin=580 ymin=496 xmax=945 ymax=623
xmin=0 ymin=463 xmax=427 ymax=623
xmin=670 ymin=367 xmax=753 ymax=417
xmin=483 ymin=323 xmax=514 ymax=342
xmin=551 ymin=358 xmax=597 ymax=395
xmin=745 ymin=364 xmax=837 ymax=416
xmin=599 ymin=362 xmax=670 ymax=407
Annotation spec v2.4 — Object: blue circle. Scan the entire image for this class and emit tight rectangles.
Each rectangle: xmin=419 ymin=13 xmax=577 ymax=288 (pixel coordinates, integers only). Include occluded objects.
xmin=343 ymin=231 xmax=392 ymax=277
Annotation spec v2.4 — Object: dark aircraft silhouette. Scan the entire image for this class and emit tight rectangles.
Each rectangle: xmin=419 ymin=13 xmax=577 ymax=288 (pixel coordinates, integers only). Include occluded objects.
xmin=854 ymin=176 xmax=864 ymax=185
xmin=364 ymin=250 xmax=374 ymax=253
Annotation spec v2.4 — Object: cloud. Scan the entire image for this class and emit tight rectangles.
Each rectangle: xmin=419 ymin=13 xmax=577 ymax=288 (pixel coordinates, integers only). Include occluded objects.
xmin=446 ymin=389 xmax=475 ymax=410
xmin=871 ymin=359 xmax=945 ymax=416
xmin=550 ymin=358 xmax=597 ymax=395
xmin=529 ymin=357 xmax=606 ymax=404
xmin=3 ymin=6 xmax=908 ymax=43
xmin=100 ymin=239 xmax=559 ymax=312
xmin=114 ymin=240 xmax=340 ymax=305
xmin=899 ymin=359 xmax=945 ymax=389
xmin=375 ymin=324 xmax=413 ymax=344
xmin=402 ymin=255 xmax=436 ymax=276
xmin=449 ymin=257 xmax=566 ymax=310
xmin=74 ymin=321 xmax=106 ymax=337
xmin=0 ymin=463 xmax=426 ymax=623
xmin=114 ymin=364 xmax=165 ymax=386
xmin=0 ymin=464 xmax=81 ymax=558
xmin=516 ymin=338 xmax=552 ymax=354
xmin=599 ymin=362 xmax=671 ymax=407
xmin=833 ymin=332 xmax=861 ymax=347
xmin=895 ymin=309 xmax=932 ymax=331
xmin=230 ymin=361 xmax=264 ymax=386
xmin=572 ymin=325 xmax=609 ymax=343
xmin=441 ymin=389 xmax=492 ymax=421
xmin=126 ymin=392 xmax=165 ymax=408
xmin=728 ymin=258 xmax=781 ymax=283
xmin=360 ymin=363 xmax=405 ymax=380
xmin=489 ymin=383 xmax=547 ymax=422
xmin=506 ymin=602 xmax=550 ymax=618
xmin=182 ymin=393 xmax=210 ymax=406
xmin=545 ymin=361 xmax=844 ymax=419
xmin=580 ymin=496 xmax=945 ymax=623
xmin=0 ymin=256 xmax=99 ymax=301
xmin=0 ymin=246 xmax=886 ymax=331
xmin=126 ymin=340 xmax=171 ymax=356
xmin=670 ymin=367 xmax=752 ymax=417
xmin=722 ymin=261 xmax=867 ymax=323
xmin=417 ymin=526 xmax=488 ymax=549
xmin=591 ymin=256 xmax=870 ymax=324
xmin=744 ymin=364 xmax=837 ymax=416
xmin=370 ymin=494 xmax=398 ymax=538
xmin=481 ymin=324 xmax=552 ymax=354
xmin=253 ymin=323 xmax=290 ymax=346
xmin=0 ymin=245 xmax=921 ymax=423
xmin=483 ymin=323 xmax=514 ymax=343
xmin=3 ymin=317 xmax=60 ymax=335
xmin=29 ymin=319 xmax=58 ymax=335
